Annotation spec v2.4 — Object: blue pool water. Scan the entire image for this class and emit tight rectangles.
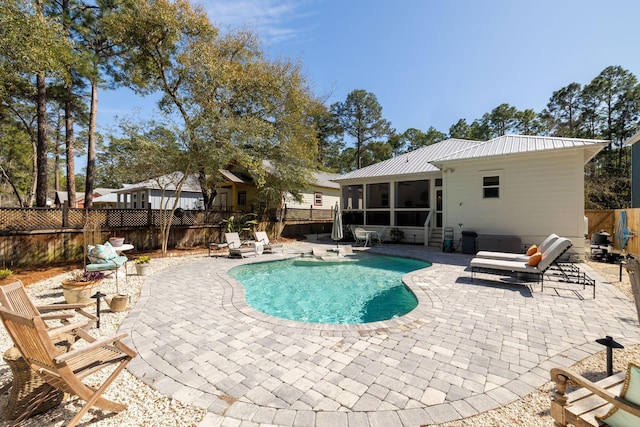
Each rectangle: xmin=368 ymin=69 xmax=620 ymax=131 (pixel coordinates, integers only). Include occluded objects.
xmin=229 ymin=253 xmax=430 ymax=324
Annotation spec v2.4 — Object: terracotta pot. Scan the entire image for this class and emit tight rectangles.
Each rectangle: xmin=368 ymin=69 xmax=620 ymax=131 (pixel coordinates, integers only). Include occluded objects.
xmin=108 ymin=237 xmax=125 ymax=247
xmin=61 ymin=280 xmax=102 ymax=304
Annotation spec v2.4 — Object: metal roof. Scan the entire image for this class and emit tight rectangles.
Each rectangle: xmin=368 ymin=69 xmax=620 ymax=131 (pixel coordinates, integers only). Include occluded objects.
xmin=334 ymin=138 xmax=480 ymax=181
xmin=432 ymin=134 xmax=607 ymax=163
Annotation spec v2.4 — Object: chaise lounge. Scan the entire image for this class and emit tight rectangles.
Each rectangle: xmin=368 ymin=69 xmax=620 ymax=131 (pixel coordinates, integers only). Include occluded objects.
xmin=474 ymin=233 xmax=560 ymax=261
xmin=225 ymin=232 xmax=257 ymax=258
xmin=254 ymin=231 xmax=284 ymax=253
xmin=469 ymin=237 xmax=573 ymax=289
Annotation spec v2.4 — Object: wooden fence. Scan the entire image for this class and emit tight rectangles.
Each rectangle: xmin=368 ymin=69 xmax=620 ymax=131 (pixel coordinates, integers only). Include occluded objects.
xmin=585 ymin=208 xmax=640 ymax=257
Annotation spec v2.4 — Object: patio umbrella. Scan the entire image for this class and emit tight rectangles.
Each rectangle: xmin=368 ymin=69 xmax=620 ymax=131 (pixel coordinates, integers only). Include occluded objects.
xmin=331 ymin=202 xmax=343 ymax=249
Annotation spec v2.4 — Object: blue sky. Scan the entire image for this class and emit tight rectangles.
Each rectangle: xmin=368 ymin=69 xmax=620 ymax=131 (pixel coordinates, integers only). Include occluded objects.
xmin=98 ymin=0 xmax=640 ymax=137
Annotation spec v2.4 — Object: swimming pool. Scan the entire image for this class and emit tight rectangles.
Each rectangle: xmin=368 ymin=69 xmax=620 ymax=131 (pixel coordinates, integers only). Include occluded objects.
xmin=229 ymin=253 xmax=430 ymax=324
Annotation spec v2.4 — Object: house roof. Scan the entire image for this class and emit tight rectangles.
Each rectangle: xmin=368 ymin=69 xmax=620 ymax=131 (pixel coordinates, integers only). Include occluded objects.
xmin=92 ymin=193 xmax=118 ymax=204
xmin=114 ymin=172 xmax=203 ymax=193
xmin=312 ymin=171 xmax=340 ymax=189
xmin=432 ymin=134 xmax=607 ymax=164
xmin=624 ymin=130 xmax=640 ymax=146
xmin=334 ymin=138 xmax=480 ymax=182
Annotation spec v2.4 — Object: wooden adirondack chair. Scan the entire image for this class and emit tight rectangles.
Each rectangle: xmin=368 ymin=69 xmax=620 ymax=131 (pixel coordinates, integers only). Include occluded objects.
xmin=0 ymin=306 xmax=137 ymax=426
xmin=0 ymin=280 xmax=97 ymax=342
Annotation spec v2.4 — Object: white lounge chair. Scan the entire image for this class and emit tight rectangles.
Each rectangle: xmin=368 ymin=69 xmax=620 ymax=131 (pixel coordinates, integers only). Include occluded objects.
xmin=224 ymin=233 xmax=257 ymax=258
xmin=470 ymin=237 xmax=573 ymax=289
xmin=254 ymin=231 xmax=284 ymax=253
xmin=475 ymin=233 xmax=560 ymax=261
xmin=352 ymin=226 xmax=372 ymax=247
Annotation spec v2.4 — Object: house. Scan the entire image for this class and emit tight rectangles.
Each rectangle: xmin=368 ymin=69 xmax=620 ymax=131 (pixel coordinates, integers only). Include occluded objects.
xmin=113 ymin=166 xmax=340 ymax=212
xmin=334 ymin=134 xmax=606 ymax=257
xmin=54 ymin=188 xmax=117 ymax=208
xmin=216 ymin=161 xmax=340 ymax=212
xmin=624 ymin=131 xmax=640 ymax=207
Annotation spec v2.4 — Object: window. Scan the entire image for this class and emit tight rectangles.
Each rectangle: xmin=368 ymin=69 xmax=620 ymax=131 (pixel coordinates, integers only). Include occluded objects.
xmin=367 ymin=183 xmax=390 ymax=208
xmin=395 ymin=180 xmax=429 ymax=208
xmin=132 ymin=193 xmax=137 ymax=209
xmin=342 ymin=185 xmax=363 ymax=210
xmin=482 ymin=174 xmax=501 ymax=199
xmin=314 ymin=192 xmax=323 ymax=206
xmin=238 ymin=191 xmax=247 ymax=206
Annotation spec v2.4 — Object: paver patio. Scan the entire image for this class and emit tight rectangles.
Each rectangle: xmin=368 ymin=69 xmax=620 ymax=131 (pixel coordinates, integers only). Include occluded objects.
xmin=119 ymin=244 xmax=640 ymax=426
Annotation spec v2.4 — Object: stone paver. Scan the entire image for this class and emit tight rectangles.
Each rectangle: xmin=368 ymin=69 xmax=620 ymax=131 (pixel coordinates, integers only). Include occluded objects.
xmin=120 ymin=243 xmax=640 ymax=426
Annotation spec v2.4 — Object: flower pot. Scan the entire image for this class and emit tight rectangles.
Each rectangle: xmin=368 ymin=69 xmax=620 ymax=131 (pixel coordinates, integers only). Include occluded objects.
xmin=61 ymin=280 xmax=102 ymax=304
xmin=135 ymin=263 xmax=150 ymax=276
xmin=108 ymin=237 xmax=125 ymax=247
xmin=106 ymin=294 xmax=128 ymax=312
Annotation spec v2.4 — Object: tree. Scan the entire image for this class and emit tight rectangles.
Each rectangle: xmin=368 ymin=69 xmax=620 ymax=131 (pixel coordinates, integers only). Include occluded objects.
xmin=331 ymin=89 xmax=393 ymax=169
xmin=542 ymin=82 xmax=582 ymax=137
xmin=108 ymin=0 xmax=319 ymax=215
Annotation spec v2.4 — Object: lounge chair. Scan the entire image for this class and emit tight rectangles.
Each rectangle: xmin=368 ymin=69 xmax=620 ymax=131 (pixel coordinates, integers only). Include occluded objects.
xmin=254 ymin=231 xmax=284 ymax=253
xmin=0 ymin=280 xmax=97 ymax=342
xmin=224 ymin=232 xmax=257 ymax=258
xmin=470 ymin=237 xmax=573 ymax=289
xmin=0 ymin=306 xmax=136 ymax=427
xmin=475 ymin=233 xmax=560 ymax=261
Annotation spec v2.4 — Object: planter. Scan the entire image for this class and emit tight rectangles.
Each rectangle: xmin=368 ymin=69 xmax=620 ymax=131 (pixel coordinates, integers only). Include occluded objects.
xmin=61 ymin=280 xmax=102 ymax=304
xmin=135 ymin=263 xmax=150 ymax=276
xmin=108 ymin=237 xmax=125 ymax=247
xmin=106 ymin=294 xmax=128 ymax=312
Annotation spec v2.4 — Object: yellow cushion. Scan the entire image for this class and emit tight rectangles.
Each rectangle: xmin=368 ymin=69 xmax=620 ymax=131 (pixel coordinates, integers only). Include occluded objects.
xmin=526 ymin=244 xmax=538 ymax=256
xmin=596 ymin=363 xmax=640 ymax=426
xmin=528 ymin=252 xmax=542 ymax=267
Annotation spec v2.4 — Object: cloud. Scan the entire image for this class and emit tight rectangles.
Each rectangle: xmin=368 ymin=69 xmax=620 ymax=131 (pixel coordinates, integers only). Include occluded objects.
xmin=205 ymin=0 xmax=314 ymax=44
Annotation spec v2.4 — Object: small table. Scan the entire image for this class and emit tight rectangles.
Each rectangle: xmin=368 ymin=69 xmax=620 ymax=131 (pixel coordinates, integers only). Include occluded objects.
xmin=112 ymin=244 xmax=134 ymax=277
xmin=250 ymin=241 xmax=264 ymax=255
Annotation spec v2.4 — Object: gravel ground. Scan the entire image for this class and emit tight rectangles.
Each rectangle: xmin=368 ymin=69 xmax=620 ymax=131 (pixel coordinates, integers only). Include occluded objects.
xmin=0 ymin=253 xmax=638 ymax=426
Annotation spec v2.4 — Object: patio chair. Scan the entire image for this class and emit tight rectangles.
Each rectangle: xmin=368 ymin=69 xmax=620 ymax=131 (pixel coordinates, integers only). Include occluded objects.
xmin=254 ymin=231 xmax=284 ymax=253
xmin=0 ymin=306 xmax=136 ymax=427
xmin=224 ymin=232 xmax=257 ymax=258
xmin=469 ymin=237 xmax=573 ymax=289
xmin=85 ymin=242 xmax=128 ymax=287
xmin=475 ymin=233 xmax=560 ymax=261
xmin=0 ymin=280 xmax=97 ymax=343
xmin=352 ymin=226 xmax=371 ymax=247
xmin=550 ymin=363 xmax=640 ymax=427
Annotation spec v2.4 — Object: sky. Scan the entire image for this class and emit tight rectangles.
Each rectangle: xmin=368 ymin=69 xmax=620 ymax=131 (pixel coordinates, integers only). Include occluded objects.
xmin=97 ymin=0 xmax=640 ymax=138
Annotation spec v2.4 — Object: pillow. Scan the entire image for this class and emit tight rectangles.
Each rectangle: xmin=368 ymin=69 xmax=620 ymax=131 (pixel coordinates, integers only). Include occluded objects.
xmin=87 ymin=242 xmax=118 ymax=264
xmin=596 ymin=363 xmax=640 ymax=426
xmin=528 ymin=252 xmax=543 ymax=267
xmin=526 ymin=244 xmax=538 ymax=256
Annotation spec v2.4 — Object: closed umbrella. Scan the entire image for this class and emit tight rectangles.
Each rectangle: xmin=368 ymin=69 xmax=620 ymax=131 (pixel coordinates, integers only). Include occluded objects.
xmin=331 ymin=202 xmax=343 ymax=250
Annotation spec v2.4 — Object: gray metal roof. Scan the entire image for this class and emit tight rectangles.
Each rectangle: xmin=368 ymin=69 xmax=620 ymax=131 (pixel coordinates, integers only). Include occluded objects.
xmin=432 ymin=134 xmax=607 ymax=163
xmin=334 ymin=138 xmax=480 ymax=181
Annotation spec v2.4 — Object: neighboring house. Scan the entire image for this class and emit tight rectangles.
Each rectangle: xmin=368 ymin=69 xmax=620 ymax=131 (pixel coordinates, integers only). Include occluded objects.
xmin=54 ymin=188 xmax=117 ymax=208
xmin=334 ymin=134 xmax=606 ymax=256
xmin=113 ymin=173 xmax=204 ymax=210
xmin=113 ymin=166 xmax=340 ymax=212
xmin=625 ymin=131 xmax=640 ymax=208
xmin=217 ymin=161 xmax=340 ymax=212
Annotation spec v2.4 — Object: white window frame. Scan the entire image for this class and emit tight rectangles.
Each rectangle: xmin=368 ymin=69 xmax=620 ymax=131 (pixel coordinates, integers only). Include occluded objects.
xmin=481 ymin=171 xmax=502 ymax=199
xmin=314 ymin=192 xmax=323 ymax=206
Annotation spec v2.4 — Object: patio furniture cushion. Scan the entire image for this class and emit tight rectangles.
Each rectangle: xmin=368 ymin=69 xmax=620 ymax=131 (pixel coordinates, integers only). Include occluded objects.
xmin=87 ymin=242 xmax=118 ymax=264
xmin=528 ymin=252 xmax=542 ymax=266
xmin=526 ymin=245 xmax=538 ymax=256
xmin=596 ymin=363 xmax=640 ymax=426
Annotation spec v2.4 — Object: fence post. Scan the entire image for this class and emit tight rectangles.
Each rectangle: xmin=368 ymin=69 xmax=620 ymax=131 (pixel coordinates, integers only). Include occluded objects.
xmin=147 ymin=204 xmax=152 ymax=226
xmin=62 ymin=201 xmax=69 ymax=228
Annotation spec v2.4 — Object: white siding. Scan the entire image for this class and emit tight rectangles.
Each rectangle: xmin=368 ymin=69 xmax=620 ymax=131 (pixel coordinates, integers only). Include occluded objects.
xmin=443 ymin=150 xmax=585 ymax=258
xmin=284 ymin=188 xmax=340 ymax=210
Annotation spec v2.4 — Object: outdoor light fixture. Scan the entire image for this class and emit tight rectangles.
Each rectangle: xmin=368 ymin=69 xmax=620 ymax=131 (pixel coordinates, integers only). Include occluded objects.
xmin=595 ymin=336 xmax=624 ymax=376
xmin=91 ymin=291 xmax=107 ymax=328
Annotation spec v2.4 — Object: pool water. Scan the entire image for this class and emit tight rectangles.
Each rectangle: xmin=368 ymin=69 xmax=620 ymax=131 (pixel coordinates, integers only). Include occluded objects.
xmin=229 ymin=253 xmax=430 ymax=324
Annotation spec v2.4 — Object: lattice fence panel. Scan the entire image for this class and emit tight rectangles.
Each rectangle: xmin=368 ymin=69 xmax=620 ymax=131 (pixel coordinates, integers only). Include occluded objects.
xmin=105 ymin=209 xmax=149 ymax=227
xmin=0 ymin=208 xmax=63 ymax=231
xmin=67 ymin=209 xmax=108 ymax=228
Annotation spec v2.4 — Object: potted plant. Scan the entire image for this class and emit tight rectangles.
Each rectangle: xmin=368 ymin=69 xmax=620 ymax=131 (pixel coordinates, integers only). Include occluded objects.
xmin=389 ymin=228 xmax=404 ymax=242
xmin=134 ymin=256 xmax=151 ymax=276
xmin=61 ymin=271 xmax=105 ymax=304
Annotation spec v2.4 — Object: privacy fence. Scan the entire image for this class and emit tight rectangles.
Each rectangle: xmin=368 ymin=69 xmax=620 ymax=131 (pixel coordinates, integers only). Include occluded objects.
xmin=0 ymin=206 xmax=333 ymax=266
xmin=585 ymin=208 xmax=640 ymax=257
